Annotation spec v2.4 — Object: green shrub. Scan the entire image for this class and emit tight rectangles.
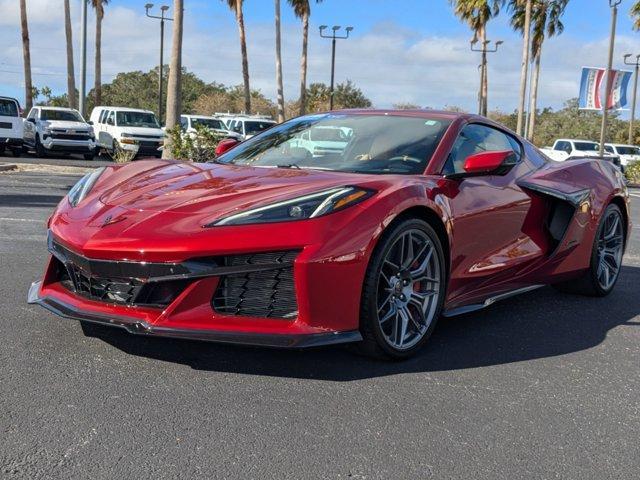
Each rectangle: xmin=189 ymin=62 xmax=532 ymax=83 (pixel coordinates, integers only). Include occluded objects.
xmin=625 ymin=161 xmax=640 ymax=184
xmin=166 ymin=124 xmax=224 ymax=162
xmin=109 ymin=144 xmax=138 ymax=163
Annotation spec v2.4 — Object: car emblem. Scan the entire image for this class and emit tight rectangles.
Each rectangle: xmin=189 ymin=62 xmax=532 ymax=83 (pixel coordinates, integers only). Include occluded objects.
xmin=102 ymin=215 xmax=126 ymax=227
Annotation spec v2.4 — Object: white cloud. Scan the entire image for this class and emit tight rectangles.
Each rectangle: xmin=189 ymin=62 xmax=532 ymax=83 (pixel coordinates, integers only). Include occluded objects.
xmin=2 ymin=2 xmax=640 ymax=116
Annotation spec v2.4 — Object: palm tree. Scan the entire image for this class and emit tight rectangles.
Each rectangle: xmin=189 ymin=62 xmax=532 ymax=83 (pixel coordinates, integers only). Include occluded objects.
xmin=163 ymin=0 xmax=183 ymax=159
xmin=512 ymin=0 xmax=532 ymax=136
xmin=19 ymin=0 xmax=33 ymax=113
xmin=512 ymin=0 xmax=568 ymax=141
xmin=288 ymin=0 xmax=322 ymax=116
xmin=63 ymin=0 xmax=76 ymax=109
xmin=631 ymin=1 xmax=640 ymax=30
xmin=224 ymin=0 xmax=251 ymax=114
xmin=275 ymin=0 xmax=285 ymax=122
xmin=450 ymin=1 xmax=503 ymax=116
xmin=91 ymin=0 xmax=109 ymax=106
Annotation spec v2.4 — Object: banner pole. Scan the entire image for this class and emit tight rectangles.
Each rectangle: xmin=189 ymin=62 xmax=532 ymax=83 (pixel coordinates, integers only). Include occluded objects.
xmin=599 ymin=1 xmax=620 ymax=157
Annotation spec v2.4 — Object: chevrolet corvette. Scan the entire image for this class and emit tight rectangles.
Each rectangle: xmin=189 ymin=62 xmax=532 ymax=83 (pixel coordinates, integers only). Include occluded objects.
xmin=28 ymin=110 xmax=630 ymax=359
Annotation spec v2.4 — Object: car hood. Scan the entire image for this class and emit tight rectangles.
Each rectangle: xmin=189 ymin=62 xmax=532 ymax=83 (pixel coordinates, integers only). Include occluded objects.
xmin=44 ymin=120 xmax=90 ymax=130
xmin=119 ymin=126 xmax=164 ymax=137
xmin=95 ymin=160 xmax=371 ymax=217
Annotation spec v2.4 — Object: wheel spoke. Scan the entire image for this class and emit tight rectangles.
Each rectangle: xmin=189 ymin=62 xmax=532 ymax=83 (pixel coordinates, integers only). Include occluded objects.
xmin=378 ymin=292 xmax=394 ymax=313
xmin=409 ymin=290 xmax=437 ymax=313
xmin=410 ymin=247 xmax=433 ymax=277
xmin=379 ymin=305 xmax=396 ymax=324
xmin=401 ymin=233 xmax=415 ymax=269
xmin=396 ymin=308 xmax=409 ymax=347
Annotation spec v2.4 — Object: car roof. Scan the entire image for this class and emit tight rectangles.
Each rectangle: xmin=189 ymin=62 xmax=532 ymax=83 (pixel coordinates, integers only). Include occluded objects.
xmin=556 ymin=138 xmax=599 ymax=143
xmin=93 ymin=106 xmax=154 ymax=114
xmin=182 ymin=114 xmax=224 ymax=120
xmin=38 ymin=106 xmax=78 ymax=111
xmin=606 ymin=143 xmax=636 ymax=147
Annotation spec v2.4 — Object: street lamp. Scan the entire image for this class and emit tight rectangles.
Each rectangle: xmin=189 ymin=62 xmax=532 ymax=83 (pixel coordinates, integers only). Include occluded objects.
xmin=145 ymin=3 xmax=173 ymax=124
xmin=470 ymin=38 xmax=503 ymax=116
xmin=319 ymin=25 xmax=353 ymax=110
xmin=599 ymin=0 xmax=622 ymax=156
xmin=624 ymin=53 xmax=640 ymax=145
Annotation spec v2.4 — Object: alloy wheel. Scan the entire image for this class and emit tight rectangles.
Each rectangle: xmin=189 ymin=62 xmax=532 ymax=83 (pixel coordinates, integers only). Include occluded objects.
xmin=376 ymin=229 xmax=441 ymax=350
xmin=596 ymin=209 xmax=624 ymax=291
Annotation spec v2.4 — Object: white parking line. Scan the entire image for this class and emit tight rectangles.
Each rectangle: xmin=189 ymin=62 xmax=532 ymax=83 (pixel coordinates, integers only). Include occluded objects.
xmin=0 ymin=217 xmax=42 ymax=223
xmin=629 ymin=193 xmax=640 ymax=198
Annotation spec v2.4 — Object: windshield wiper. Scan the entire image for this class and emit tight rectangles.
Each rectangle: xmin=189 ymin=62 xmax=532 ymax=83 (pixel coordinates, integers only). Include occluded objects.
xmin=276 ymin=163 xmax=301 ymax=169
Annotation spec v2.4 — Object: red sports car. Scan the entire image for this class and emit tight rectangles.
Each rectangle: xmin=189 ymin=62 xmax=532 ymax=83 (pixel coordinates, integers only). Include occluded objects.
xmin=28 ymin=110 xmax=630 ymax=359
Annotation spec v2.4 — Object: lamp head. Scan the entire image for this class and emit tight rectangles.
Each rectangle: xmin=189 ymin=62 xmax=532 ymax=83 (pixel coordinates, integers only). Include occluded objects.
xmin=496 ymin=40 xmax=504 ymax=46
xmin=624 ymin=53 xmax=632 ymax=60
xmin=319 ymin=25 xmax=327 ymax=32
xmin=145 ymin=3 xmax=154 ymax=11
xmin=345 ymin=26 xmax=354 ymax=33
xmin=160 ymin=5 xmax=170 ymax=12
xmin=332 ymin=25 xmax=341 ymax=31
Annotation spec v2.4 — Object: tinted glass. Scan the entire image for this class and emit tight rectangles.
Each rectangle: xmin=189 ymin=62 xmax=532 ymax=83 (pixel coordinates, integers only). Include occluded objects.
xmin=218 ymin=114 xmax=452 ymax=175
xmin=574 ymin=142 xmax=599 ymax=151
xmin=0 ymin=99 xmax=19 ymax=117
xmin=40 ymin=109 xmax=83 ymax=122
xmin=116 ymin=111 xmax=159 ymax=128
xmin=442 ymin=124 xmax=520 ymax=175
xmin=244 ymin=121 xmax=276 ymax=135
xmin=615 ymin=146 xmax=640 ymax=155
xmin=191 ymin=118 xmax=226 ymax=130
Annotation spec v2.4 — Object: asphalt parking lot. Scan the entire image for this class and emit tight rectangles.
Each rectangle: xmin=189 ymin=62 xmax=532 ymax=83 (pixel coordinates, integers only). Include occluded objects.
xmin=1 ymin=162 xmax=639 ymax=479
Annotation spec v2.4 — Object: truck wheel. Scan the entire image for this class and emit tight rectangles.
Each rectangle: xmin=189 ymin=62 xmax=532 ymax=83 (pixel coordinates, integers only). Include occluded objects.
xmin=35 ymin=135 xmax=47 ymax=158
xmin=9 ymin=148 xmax=21 ymax=158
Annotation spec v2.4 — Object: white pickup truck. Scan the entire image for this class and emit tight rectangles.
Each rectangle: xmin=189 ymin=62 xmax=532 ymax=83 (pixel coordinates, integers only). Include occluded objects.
xmin=540 ymin=139 xmax=621 ymax=170
xmin=604 ymin=143 xmax=640 ymax=172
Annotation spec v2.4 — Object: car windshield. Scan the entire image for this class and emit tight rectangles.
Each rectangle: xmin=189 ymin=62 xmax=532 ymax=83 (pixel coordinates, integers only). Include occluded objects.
xmin=574 ymin=142 xmax=599 ymax=151
xmin=116 ymin=111 xmax=159 ymax=128
xmin=217 ymin=113 xmax=452 ymax=175
xmin=191 ymin=118 xmax=226 ymax=130
xmin=41 ymin=109 xmax=83 ymax=122
xmin=0 ymin=99 xmax=19 ymax=117
xmin=245 ymin=121 xmax=276 ymax=135
xmin=615 ymin=146 xmax=640 ymax=155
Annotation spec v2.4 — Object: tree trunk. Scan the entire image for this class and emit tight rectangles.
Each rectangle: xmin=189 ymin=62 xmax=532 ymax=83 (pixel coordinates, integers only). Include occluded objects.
xmin=299 ymin=10 xmax=309 ymax=116
xmin=162 ymin=0 xmax=183 ymax=159
xmin=480 ymin=25 xmax=488 ymax=116
xmin=95 ymin=7 xmax=103 ymax=106
xmin=516 ymin=0 xmax=532 ymax=135
xmin=527 ymin=50 xmax=541 ymax=142
xmin=19 ymin=0 xmax=33 ymax=113
xmin=64 ymin=0 xmax=76 ymax=109
xmin=236 ymin=2 xmax=251 ymax=114
xmin=275 ymin=0 xmax=285 ymax=122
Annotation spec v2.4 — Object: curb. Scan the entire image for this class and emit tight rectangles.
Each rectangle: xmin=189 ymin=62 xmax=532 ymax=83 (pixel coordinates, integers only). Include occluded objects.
xmin=0 ymin=163 xmax=17 ymax=172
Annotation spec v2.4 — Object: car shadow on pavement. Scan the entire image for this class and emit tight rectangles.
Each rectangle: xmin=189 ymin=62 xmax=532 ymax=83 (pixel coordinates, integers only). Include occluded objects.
xmin=81 ymin=265 xmax=640 ymax=381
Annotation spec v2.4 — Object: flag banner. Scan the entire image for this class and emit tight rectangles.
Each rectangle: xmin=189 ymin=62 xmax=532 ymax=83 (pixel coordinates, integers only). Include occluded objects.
xmin=579 ymin=66 xmax=633 ymax=111
xmin=579 ymin=67 xmax=606 ymax=110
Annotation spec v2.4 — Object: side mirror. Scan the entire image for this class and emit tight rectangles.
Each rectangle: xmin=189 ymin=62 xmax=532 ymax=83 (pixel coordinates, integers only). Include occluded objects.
xmin=446 ymin=150 xmax=516 ymax=180
xmin=27 ymin=118 xmax=36 ymax=124
xmin=215 ymin=138 xmax=240 ymax=156
xmin=87 ymin=120 xmax=94 ymax=125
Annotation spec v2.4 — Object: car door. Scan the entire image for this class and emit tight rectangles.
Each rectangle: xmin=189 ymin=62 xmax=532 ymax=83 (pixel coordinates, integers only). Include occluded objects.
xmin=440 ymin=123 xmax=543 ymax=304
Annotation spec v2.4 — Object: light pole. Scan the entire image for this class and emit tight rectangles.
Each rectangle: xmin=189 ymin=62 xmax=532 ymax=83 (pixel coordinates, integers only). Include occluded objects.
xmin=470 ymin=39 xmax=503 ymax=117
xmin=78 ymin=0 xmax=87 ymax=117
xmin=145 ymin=3 xmax=172 ymax=124
xmin=624 ymin=53 xmax=640 ymax=145
xmin=319 ymin=25 xmax=353 ymax=110
xmin=599 ymin=0 xmax=622 ymax=157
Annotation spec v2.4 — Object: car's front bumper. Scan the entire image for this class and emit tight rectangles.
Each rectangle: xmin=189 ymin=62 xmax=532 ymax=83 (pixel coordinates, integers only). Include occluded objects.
xmin=42 ymin=137 xmax=96 ymax=152
xmin=28 ymin=280 xmax=361 ymax=348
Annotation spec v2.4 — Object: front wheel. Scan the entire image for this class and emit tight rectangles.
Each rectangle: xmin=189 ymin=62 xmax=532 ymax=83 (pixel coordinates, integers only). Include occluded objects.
xmin=35 ymin=135 xmax=47 ymax=158
xmin=358 ymin=218 xmax=446 ymax=359
xmin=553 ymin=203 xmax=625 ymax=296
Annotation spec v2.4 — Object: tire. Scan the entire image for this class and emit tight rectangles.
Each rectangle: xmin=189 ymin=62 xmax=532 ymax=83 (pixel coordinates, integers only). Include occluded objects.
xmin=9 ymin=148 xmax=21 ymax=158
xmin=35 ymin=135 xmax=47 ymax=158
xmin=553 ymin=203 xmax=625 ymax=297
xmin=83 ymin=151 xmax=95 ymax=161
xmin=357 ymin=218 xmax=446 ymax=360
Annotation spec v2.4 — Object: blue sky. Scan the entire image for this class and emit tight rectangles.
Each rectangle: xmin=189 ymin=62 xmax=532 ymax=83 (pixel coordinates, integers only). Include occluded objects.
xmin=2 ymin=0 xmax=640 ymax=114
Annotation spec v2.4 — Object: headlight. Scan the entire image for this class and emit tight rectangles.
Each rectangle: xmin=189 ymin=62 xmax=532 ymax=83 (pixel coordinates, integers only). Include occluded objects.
xmin=209 ymin=186 xmax=374 ymax=227
xmin=68 ymin=167 xmax=105 ymax=207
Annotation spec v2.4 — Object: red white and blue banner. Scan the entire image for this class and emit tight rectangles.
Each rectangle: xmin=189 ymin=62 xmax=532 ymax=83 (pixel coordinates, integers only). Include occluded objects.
xmin=579 ymin=66 xmax=633 ymax=111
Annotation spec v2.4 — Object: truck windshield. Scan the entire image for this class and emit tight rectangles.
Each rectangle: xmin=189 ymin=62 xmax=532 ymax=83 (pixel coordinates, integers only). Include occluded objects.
xmin=615 ymin=146 xmax=640 ymax=155
xmin=0 ymin=99 xmax=19 ymax=117
xmin=245 ymin=121 xmax=276 ymax=135
xmin=116 ymin=111 xmax=159 ymax=128
xmin=41 ymin=109 xmax=83 ymax=122
xmin=191 ymin=118 xmax=226 ymax=130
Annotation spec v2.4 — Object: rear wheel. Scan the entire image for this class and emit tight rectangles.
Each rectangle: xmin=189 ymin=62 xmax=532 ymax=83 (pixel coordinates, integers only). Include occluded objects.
xmin=553 ymin=204 xmax=624 ymax=296
xmin=9 ymin=147 xmax=21 ymax=157
xmin=358 ymin=218 xmax=446 ymax=359
xmin=83 ymin=150 xmax=95 ymax=161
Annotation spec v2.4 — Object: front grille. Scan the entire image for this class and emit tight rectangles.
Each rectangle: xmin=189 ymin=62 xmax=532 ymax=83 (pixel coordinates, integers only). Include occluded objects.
xmin=212 ymin=251 xmax=299 ymax=319
xmin=65 ymin=261 xmax=144 ymax=304
xmin=133 ymin=134 xmax=162 ymax=139
xmin=138 ymin=140 xmax=161 ymax=147
xmin=50 ymin=133 xmax=91 ymax=141
xmin=0 ymin=122 xmax=12 ymax=129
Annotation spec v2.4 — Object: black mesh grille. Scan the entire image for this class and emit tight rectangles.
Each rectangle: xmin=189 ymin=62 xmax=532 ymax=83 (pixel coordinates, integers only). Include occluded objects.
xmin=66 ymin=262 xmax=144 ymax=304
xmin=50 ymin=133 xmax=91 ymax=141
xmin=212 ymin=251 xmax=298 ymax=319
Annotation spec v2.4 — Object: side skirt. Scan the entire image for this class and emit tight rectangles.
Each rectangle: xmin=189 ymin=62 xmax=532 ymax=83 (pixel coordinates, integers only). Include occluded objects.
xmin=442 ymin=284 xmax=545 ymax=318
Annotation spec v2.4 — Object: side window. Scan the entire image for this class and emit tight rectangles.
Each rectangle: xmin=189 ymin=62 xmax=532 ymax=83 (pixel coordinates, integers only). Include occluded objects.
xmin=180 ymin=116 xmax=188 ymax=130
xmin=27 ymin=108 xmax=37 ymax=120
xmin=604 ymin=145 xmax=614 ymax=154
xmin=565 ymin=143 xmax=573 ymax=153
xmin=232 ymin=121 xmax=243 ymax=134
xmin=553 ymin=142 xmax=565 ymax=151
xmin=107 ymin=111 xmax=115 ymax=125
xmin=442 ymin=124 xmax=521 ymax=175
xmin=99 ymin=110 xmax=107 ymax=124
